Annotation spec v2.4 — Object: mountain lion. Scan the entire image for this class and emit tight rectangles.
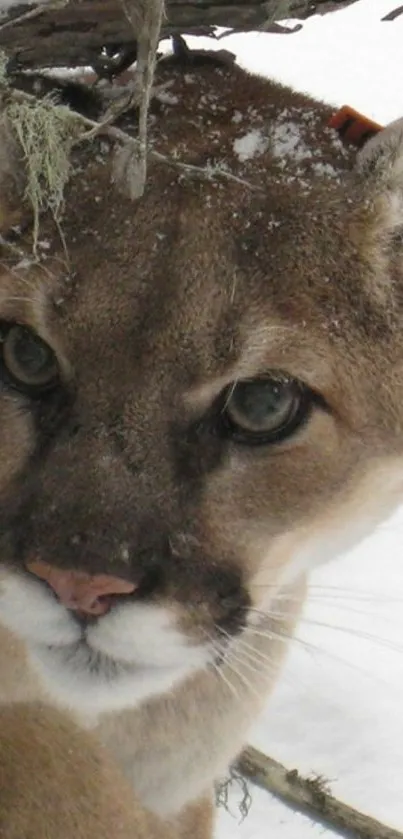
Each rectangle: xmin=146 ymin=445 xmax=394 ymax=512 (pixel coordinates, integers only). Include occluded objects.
xmin=0 ymin=56 xmax=402 ymax=836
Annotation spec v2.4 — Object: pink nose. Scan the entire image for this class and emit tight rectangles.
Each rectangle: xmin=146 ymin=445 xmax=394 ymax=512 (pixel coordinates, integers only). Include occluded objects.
xmin=26 ymin=559 xmax=136 ymax=616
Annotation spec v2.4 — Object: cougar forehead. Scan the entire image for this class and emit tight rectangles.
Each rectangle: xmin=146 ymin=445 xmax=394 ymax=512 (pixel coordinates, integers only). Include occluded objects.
xmin=1 ymin=60 xmax=403 ymax=714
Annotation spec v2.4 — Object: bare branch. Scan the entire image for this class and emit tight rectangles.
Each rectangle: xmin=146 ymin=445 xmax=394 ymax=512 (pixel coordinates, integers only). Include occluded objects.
xmin=114 ymin=0 xmax=165 ymax=198
xmin=382 ymin=5 xmax=403 ymax=22
xmin=4 ymin=83 xmax=260 ymax=201
xmin=237 ymin=746 xmax=403 ymax=839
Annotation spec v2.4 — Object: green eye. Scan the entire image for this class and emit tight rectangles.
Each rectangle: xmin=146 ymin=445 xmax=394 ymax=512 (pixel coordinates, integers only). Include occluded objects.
xmin=222 ymin=374 xmax=310 ymax=444
xmin=2 ymin=325 xmax=59 ymax=390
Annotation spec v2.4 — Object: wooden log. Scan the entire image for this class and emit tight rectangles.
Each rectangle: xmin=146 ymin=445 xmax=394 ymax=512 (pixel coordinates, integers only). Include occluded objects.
xmin=0 ymin=0 xmax=359 ymax=71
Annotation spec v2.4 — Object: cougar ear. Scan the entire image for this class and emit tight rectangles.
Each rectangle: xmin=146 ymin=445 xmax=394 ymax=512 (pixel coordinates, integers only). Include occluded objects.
xmin=356 ymin=117 xmax=403 ymax=183
xmin=355 ymin=117 xmax=403 ymax=239
xmin=0 ymin=108 xmax=30 ymax=235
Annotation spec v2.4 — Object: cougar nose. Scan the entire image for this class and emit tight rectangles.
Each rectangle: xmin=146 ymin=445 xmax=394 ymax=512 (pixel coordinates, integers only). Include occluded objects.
xmin=26 ymin=559 xmax=136 ymax=616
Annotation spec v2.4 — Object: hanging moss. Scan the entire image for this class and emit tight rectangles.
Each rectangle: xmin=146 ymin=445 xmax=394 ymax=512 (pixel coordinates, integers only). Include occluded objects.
xmin=5 ymin=95 xmax=78 ymax=253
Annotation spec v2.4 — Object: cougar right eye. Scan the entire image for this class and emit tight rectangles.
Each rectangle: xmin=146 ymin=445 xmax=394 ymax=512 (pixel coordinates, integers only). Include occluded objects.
xmin=1 ymin=325 xmax=59 ymax=392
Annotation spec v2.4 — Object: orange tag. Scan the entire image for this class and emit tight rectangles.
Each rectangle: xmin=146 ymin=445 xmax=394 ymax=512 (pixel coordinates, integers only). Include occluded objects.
xmin=328 ymin=105 xmax=383 ymax=148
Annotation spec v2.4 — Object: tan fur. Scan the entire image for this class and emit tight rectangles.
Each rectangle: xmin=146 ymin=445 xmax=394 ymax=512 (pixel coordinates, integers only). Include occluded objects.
xmin=0 ymin=56 xmax=403 ymax=838
xmin=0 ymin=702 xmax=172 ymax=839
xmin=0 ymin=112 xmax=30 ymax=234
xmin=172 ymin=794 xmax=214 ymax=839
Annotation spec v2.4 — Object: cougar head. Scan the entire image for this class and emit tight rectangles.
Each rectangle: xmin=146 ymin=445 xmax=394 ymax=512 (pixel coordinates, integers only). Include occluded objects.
xmin=0 ymin=63 xmax=403 ymax=716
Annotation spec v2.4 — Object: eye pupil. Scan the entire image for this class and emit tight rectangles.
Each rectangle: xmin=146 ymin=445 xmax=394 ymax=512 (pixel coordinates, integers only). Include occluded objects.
xmin=232 ymin=379 xmax=291 ymax=429
xmin=13 ymin=330 xmax=49 ymax=374
xmin=2 ymin=325 xmax=58 ymax=390
xmin=222 ymin=373 xmax=309 ymax=444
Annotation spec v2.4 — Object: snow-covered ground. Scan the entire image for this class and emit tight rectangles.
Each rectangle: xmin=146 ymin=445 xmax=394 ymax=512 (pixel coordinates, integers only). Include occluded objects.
xmin=198 ymin=1 xmax=403 ymax=836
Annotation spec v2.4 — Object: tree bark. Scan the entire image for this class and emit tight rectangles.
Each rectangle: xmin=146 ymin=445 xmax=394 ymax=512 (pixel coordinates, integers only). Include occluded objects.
xmin=0 ymin=0 xmax=358 ymax=70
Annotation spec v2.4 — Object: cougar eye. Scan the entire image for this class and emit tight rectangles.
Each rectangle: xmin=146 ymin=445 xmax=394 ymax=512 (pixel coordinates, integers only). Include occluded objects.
xmin=2 ymin=325 xmax=59 ymax=390
xmin=221 ymin=374 xmax=311 ymax=444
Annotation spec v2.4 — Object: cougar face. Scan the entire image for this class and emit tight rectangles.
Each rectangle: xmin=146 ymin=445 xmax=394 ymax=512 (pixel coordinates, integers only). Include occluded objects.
xmin=1 ymin=62 xmax=403 ymax=717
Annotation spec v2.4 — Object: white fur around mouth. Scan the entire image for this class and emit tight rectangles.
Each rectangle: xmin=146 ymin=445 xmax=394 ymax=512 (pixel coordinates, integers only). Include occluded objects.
xmin=0 ymin=571 xmax=211 ymax=717
xmin=45 ymin=638 xmax=137 ymax=676
xmin=28 ymin=637 xmax=202 ymax=717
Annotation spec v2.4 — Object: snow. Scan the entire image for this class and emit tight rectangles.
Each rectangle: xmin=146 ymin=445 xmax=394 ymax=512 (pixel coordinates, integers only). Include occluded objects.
xmin=231 ymin=111 xmax=341 ymax=178
xmin=205 ymin=1 xmax=403 ymax=836
xmin=233 ymin=130 xmax=268 ymax=162
xmin=271 ymin=119 xmax=308 ymax=161
xmin=217 ymin=517 xmax=403 ymax=838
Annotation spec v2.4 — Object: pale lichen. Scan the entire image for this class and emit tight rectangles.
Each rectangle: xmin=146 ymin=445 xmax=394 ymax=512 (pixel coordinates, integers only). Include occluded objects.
xmin=5 ymin=95 xmax=77 ymax=253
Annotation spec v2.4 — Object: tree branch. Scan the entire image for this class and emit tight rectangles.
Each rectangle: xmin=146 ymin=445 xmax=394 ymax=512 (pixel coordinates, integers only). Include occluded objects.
xmin=237 ymin=746 xmax=403 ymax=839
xmin=111 ymin=0 xmax=165 ymax=198
xmin=2 ymin=80 xmax=259 ymax=213
xmin=381 ymin=5 xmax=403 ymax=22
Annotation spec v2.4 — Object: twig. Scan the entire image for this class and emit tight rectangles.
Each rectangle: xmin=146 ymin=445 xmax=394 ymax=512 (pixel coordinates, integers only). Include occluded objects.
xmin=150 ymin=149 xmax=260 ymax=189
xmin=216 ymin=765 xmax=252 ymax=821
xmin=216 ymin=22 xmax=303 ymax=37
xmin=77 ymin=106 xmax=258 ymax=189
xmin=237 ymin=746 xmax=403 ymax=839
xmin=73 ymin=78 xmax=175 ymax=132
xmin=6 ymin=84 xmax=260 ymax=193
xmin=117 ymin=0 xmax=165 ymax=198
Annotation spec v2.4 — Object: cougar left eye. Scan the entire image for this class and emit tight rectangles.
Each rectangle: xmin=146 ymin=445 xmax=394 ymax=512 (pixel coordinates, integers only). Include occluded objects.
xmin=2 ymin=325 xmax=59 ymax=391
xmin=221 ymin=374 xmax=311 ymax=444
